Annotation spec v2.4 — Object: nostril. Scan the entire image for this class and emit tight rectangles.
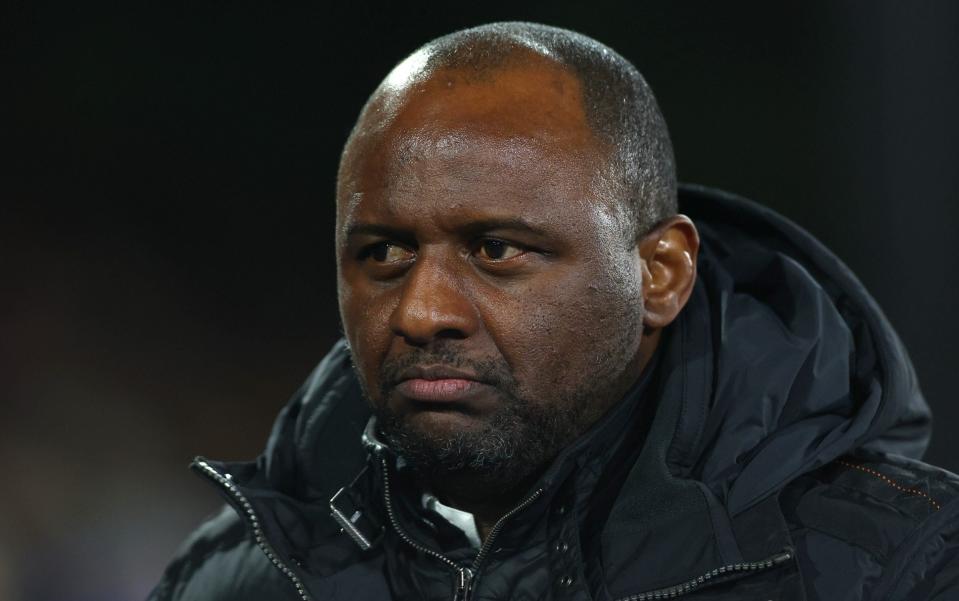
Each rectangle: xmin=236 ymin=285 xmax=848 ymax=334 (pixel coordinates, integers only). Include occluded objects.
xmin=436 ymin=328 xmax=467 ymax=340
xmin=399 ymin=327 xmax=466 ymax=347
xmin=399 ymin=332 xmax=431 ymax=347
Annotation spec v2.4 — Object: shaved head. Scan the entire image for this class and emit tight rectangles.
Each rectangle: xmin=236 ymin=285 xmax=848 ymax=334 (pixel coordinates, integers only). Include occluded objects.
xmin=338 ymin=22 xmax=677 ymax=241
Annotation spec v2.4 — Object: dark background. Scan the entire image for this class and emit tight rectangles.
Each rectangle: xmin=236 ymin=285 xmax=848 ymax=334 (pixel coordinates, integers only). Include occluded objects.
xmin=4 ymin=2 xmax=959 ymax=600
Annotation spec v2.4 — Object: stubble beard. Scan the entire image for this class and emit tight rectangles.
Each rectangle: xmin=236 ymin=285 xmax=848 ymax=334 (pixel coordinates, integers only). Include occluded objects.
xmin=367 ymin=346 xmax=588 ymax=491
xmin=353 ymin=335 xmax=638 ymax=495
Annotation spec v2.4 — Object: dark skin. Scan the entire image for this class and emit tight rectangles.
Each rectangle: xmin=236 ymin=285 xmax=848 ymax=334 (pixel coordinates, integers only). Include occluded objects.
xmin=337 ymin=52 xmax=699 ymax=540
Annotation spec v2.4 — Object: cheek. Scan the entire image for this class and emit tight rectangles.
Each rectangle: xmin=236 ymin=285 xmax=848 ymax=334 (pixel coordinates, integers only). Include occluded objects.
xmin=478 ymin=286 xmax=594 ymax=382
xmin=338 ymin=277 xmax=396 ymax=395
xmin=481 ymin=260 xmax=644 ymax=401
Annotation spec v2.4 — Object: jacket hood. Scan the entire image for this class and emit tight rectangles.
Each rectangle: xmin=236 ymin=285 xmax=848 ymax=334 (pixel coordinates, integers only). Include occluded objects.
xmin=672 ymin=184 xmax=931 ymax=514
xmin=250 ymin=184 xmax=932 ymax=520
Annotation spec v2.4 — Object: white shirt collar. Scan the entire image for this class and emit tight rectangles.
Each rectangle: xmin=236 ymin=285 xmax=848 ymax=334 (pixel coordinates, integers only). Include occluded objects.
xmin=421 ymin=492 xmax=482 ymax=549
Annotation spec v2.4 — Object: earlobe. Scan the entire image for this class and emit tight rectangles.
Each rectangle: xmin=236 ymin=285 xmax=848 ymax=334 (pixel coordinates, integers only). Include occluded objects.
xmin=639 ymin=215 xmax=700 ymax=329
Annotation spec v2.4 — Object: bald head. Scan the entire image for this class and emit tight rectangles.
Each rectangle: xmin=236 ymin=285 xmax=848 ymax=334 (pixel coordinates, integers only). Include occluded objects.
xmin=338 ymin=22 xmax=676 ymax=241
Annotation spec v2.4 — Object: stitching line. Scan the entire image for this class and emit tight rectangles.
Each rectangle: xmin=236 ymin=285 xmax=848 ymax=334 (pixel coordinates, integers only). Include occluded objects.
xmin=836 ymin=460 xmax=941 ymax=511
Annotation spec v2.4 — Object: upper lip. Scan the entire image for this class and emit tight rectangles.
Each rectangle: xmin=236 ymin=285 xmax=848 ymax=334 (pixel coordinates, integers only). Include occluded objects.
xmin=397 ymin=365 xmax=483 ymax=382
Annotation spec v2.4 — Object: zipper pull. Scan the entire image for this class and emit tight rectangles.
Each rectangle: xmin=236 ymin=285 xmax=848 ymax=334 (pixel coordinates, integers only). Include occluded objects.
xmin=452 ymin=567 xmax=474 ymax=601
xmin=769 ymin=548 xmax=793 ymax=565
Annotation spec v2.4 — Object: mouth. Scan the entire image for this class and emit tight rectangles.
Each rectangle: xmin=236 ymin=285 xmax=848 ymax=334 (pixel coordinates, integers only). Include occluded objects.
xmin=394 ymin=377 xmax=485 ymax=402
xmin=392 ymin=365 xmax=493 ymax=404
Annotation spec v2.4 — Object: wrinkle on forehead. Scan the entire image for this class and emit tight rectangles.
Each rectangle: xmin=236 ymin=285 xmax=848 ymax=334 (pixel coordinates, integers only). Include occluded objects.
xmin=355 ymin=131 xmax=590 ymax=215
xmin=388 ymin=131 xmax=572 ymax=184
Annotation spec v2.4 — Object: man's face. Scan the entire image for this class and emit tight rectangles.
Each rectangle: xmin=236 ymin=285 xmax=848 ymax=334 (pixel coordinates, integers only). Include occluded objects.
xmin=336 ymin=60 xmax=648 ymax=484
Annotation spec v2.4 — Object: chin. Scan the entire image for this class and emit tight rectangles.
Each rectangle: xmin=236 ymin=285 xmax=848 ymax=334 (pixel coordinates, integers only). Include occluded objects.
xmin=404 ymin=407 xmax=487 ymax=436
xmin=379 ymin=409 xmax=518 ymax=474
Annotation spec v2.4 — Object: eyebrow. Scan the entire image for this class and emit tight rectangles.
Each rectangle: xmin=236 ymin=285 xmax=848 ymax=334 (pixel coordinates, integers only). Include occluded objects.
xmin=458 ymin=217 xmax=551 ymax=238
xmin=344 ymin=217 xmax=552 ymax=240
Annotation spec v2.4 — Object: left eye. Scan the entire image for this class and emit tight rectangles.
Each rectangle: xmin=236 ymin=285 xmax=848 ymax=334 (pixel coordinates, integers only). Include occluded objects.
xmin=476 ymin=239 xmax=524 ymax=261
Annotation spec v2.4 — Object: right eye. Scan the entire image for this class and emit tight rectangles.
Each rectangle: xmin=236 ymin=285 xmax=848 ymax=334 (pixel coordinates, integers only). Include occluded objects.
xmin=361 ymin=242 xmax=415 ymax=264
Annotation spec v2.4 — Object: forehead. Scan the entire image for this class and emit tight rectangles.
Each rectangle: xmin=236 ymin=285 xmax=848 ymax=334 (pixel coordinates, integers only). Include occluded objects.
xmin=386 ymin=58 xmax=593 ymax=142
xmin=338 ymin=58 xmax=614 ymax=228
xmin=348 ymin=136 xmax=598 ymax=233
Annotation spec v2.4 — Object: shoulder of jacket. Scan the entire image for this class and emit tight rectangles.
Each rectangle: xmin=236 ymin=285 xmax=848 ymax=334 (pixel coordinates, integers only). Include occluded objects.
xmin=148 ymin=505 xmax=296 ymax=601
xmin=781 ymin=450 xmax=959 ymax=561
xmin=299 ymin=338 xmax=355 ymax=403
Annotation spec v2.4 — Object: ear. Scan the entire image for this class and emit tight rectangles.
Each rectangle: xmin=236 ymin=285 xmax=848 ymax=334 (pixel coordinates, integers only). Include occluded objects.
xmin=638 ymin=215 xmax=700 ymax=329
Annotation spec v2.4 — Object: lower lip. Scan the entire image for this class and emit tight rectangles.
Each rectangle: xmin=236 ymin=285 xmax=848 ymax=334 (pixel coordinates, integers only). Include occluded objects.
xmin=394 ymin=378 xmax=483 ymax=402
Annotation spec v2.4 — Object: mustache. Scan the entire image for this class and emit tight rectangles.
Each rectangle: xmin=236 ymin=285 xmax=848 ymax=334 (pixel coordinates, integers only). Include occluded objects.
xmin=379 ymin=347 xmax=516 ymax=395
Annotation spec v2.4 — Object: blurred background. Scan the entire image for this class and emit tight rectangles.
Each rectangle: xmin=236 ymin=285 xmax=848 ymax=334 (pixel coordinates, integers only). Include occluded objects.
xmin=4 ymin=2 xmax=959 ymax=599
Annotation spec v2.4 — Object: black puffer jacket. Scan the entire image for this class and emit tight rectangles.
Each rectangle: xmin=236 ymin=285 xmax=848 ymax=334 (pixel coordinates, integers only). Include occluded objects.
xmin=149 ymin=185 xmax=959 ymax=600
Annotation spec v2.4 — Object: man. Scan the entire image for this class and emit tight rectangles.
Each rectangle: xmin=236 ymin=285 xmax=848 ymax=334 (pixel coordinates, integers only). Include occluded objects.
xmin=150 ymin=22 xmax=959 ymax=600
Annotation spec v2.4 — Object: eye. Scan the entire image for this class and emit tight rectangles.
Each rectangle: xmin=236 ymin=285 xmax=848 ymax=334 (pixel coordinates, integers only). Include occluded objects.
xmin=475 ymin=239 xmax=524 ymax=261
xmin=362 ymin=242 xmax=414 ymax=263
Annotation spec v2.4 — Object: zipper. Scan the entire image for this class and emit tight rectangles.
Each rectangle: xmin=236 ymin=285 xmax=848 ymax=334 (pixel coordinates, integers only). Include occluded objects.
xmin=612 ymin=548 xmax=794 ymax=601
xmin=194 ymin=459 xmax=313 ymax=601
xmin=379 ymin=456 xmax=543 ymax=601
xmin=465 ymin=477 xmax=544 ymax=596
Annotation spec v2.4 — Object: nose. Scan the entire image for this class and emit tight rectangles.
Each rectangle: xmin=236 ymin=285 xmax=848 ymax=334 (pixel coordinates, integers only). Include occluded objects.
xmin=389 ymin=257 xmax=478 ymax=346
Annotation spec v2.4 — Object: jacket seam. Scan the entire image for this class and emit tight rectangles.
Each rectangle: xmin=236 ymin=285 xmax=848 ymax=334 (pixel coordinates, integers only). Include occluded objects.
xmin=804 ymin=477 xmax=930 ymax=527
xmin=835 ymin=459 xmax=941 ymax=511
